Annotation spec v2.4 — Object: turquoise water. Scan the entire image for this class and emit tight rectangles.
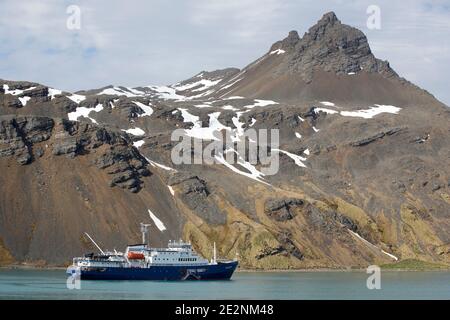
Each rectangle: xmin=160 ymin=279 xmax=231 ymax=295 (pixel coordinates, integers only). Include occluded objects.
xmin=0 ymin=269 xmax=449 ymax=300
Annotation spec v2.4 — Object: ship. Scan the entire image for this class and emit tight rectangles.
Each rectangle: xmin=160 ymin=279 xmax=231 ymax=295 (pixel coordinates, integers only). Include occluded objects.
xmin=67 ymin=223 xmax=238 ymax=281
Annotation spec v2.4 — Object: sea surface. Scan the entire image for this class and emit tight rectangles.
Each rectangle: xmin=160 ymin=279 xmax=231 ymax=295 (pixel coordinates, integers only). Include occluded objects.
xmin=0 ymin=269 xmax=449 ymax=300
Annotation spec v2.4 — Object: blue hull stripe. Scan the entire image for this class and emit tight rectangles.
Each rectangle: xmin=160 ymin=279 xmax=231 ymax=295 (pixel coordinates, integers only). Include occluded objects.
xmin=73 ymin=261 xmax=238 ymax=281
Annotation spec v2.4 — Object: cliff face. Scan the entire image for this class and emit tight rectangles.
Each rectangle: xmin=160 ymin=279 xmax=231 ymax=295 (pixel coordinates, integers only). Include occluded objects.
xmin=0 ymin=12 xmax=449 ymax=268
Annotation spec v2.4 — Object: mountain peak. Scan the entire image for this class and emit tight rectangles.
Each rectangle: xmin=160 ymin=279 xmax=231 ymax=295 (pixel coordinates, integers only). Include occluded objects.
xmin=266 ymin=11 xmax=398 ymax=82
xmin=317 ymin=11 xmax=340 ymax=27
xmin=305 ymin=11 xmax=344 ymax=42
xmin=269 ymin=13 xmax=340 ymax=53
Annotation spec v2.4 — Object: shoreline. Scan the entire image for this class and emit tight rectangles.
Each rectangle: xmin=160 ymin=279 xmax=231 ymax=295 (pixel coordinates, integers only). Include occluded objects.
xmin=1 ymin=265 xmax=449 ymax=273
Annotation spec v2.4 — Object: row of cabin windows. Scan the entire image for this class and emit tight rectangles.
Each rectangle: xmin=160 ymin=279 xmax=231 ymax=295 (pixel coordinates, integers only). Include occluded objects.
xmin=153 ymin=257 xmax=197 ymax=261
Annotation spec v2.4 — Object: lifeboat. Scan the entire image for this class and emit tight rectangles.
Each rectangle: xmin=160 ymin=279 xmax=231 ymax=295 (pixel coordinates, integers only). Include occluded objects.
xmin=127 ymin=251 xmax=145 ymax=260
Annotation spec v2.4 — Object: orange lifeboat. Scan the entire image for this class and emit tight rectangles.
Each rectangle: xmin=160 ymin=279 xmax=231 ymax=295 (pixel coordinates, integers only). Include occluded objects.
xmin=127 ymin=252 xmax=145 ymax=260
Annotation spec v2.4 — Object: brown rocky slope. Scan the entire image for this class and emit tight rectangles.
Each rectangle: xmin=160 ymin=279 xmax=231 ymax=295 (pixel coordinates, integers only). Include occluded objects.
xmin=0 ymin=12 xmax=449 ymax=269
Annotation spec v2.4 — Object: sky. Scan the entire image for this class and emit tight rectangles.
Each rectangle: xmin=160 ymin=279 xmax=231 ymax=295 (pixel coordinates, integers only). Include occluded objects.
xmin=0 ymin=0 xmax=449 ymax=106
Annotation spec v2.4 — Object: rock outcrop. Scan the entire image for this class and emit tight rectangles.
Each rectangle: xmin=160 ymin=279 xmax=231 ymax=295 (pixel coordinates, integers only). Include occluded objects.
xmin=0 ymin=115 xmax=151 ymax=193
xmin=264 ymin=198 xmax=304 ymax=221
xmin=169 ymin=172 xmax=226 ymax=224
xmin=282 ymin=12 xmax=398 ymax=82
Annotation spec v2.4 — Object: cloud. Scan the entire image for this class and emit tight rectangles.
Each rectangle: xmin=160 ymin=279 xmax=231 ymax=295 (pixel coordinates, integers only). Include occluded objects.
xmin=188 ymin=0 xmax=285 ymax=40
xmin=0 ymin=0 xmax=448 ymax=105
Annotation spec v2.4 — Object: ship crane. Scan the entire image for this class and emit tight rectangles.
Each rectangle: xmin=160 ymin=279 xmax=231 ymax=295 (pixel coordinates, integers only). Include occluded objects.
xmin=84 ymin=232 xmax=105 ymax=255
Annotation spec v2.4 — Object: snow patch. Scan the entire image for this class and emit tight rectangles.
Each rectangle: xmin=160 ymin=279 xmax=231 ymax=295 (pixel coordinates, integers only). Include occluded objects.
xmin=18 ymin=96 xmax=31 ymax=106
xmin=217 ymin=77 xmax=244 ymax=95
xmin=214 ymin=149 xmax=269 ymax=185
xmin=189 ymin=89 xmax=215 ymax=100
xmin=98 ymin=87 xmax=140 ymax=97
xmin=273 ymin=149 xmax=307 ymax=168
xmin=179 ymin=108 xmax=201 ymax=126
xmin=3 ymin=84 xmax=22 ymax=95
xmin=133 ymin=140 xmax=145 ymax=148
xmin=3 ymin=84 xmax=36 ymax=95
xmin=174 ymin=79 xmax=222 ymax=92
xmin=224 ymin=96 xmax=245 ymax=100
xmin=48 ymin=88 xmax=62 ymax=99
xmin=147 ymin=85 xmax=185 ymax=100
xmin=148 ymin=209 xmax=167 ymax=232
xmin=144 ymin=156 xmax=175 ymax=171
xmin=270 ymin=49 xmax=286 ymax=55
xmin=68 ymin=103 xmax=103 ymax=123
xmin=244 ymin=99 xmax=278 ymax=109
xmin=381 ymin=250 xmax=399 ymax=261
xmin=315 ymin=107 xmax=338 ymax=114
xmin=68 ymin=94 xmax=86 ymax=104
xmin=340 ymin=105 xmax=401 ymax=119
xmin=194 ymin=104 xmax=213 ymax=108
xmin=181 ymin=110 xmax=229 ymax=141
xmin=132 ymin=101 xmax=153 ymax=117
xmin=231 ymin=111 xmax=249 ymax=141
xmin=349 ymin=230 xmax=398 ymax=261
xmin=222 ymin=105 xmax=239 ymax=111
xmin=123 ymin=127 xmax=145 ymax=136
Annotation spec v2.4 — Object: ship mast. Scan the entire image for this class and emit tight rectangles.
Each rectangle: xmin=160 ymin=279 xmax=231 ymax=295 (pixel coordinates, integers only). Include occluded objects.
xmin=140 ymin=222 xmax=151 ymax=246
xmin=213 ymin=242 xmax=217 ymax=264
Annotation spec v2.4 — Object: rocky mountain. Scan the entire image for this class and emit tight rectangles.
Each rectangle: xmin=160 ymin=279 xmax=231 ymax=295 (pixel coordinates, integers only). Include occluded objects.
xmin=1 ymin=12 xmax=449 ymax=269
